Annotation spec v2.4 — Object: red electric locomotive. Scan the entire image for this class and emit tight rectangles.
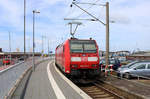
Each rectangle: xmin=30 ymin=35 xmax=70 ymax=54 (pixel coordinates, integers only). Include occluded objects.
xmin=55 ymin=38 xmax=100 ymax=78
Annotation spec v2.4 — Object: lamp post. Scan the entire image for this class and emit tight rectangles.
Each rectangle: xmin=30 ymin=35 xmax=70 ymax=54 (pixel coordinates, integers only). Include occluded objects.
xmin=8 ymin=32 xmax=11 ymax=62
xmin=32 ymin=10 xmax=40 ymax=71
xmin=48 ymin=39 xmax=49 ymax=57
xmin=24 ymin=0 xmax=26 ymax=60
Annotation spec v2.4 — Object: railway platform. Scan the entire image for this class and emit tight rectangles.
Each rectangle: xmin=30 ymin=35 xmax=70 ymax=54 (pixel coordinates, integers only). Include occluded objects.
xmin=11 ymin=59 xmax=91 ymax=99
xmin=6 ymin=59 xmax=149 ymax=99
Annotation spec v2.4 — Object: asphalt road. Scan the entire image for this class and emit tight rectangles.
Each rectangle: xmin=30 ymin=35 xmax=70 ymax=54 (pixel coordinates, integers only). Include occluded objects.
xmin=0 ymin=57 xmax=44 ymax=99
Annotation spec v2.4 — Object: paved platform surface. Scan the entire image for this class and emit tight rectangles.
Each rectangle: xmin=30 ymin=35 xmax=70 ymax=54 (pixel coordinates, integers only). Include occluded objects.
xmin=102 ymin=74 xmax=150 ymax=99
xmin=24 ymin=60 xmax=56 ymax=99
xmin=23 ymin=60 xmax=83 ymax=99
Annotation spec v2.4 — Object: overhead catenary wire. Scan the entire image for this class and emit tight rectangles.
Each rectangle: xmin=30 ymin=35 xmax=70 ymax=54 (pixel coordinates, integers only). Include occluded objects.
xmin=73 ymin=0 xmax=101 ymax=19
xmin=65 ymin=0 xmax=105 ymax=26
xmin=72 ymin=2 xmax=105 ymax=25
xmin=64 ymin=1 xmax=77 ymax=19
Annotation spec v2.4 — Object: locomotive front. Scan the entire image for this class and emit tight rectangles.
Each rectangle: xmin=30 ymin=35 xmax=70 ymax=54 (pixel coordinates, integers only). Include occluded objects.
xmin=69 ymin=39 xmax=100 ymax=78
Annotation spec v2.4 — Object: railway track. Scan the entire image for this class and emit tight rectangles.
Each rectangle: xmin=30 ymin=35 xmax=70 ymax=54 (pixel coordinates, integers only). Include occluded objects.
xmin=79 ymin=82 xmax=124 ymax=99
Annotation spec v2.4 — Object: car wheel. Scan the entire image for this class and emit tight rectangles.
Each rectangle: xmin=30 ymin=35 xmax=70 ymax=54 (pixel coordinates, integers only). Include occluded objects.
xmin=117 ymin=73 xmax=121 ymax=79
xmin=125 ymin=73 xmax=131 ymax=79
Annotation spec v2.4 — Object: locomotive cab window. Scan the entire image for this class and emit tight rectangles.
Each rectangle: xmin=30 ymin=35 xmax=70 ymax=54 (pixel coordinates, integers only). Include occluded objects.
xmin=70 ymin=40 xmax=97 ymax=53
xmin=84 ymin=44 xmax=96 ymax=53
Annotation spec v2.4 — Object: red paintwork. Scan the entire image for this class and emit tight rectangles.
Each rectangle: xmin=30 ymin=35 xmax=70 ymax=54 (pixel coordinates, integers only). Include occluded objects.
xmin=3 ymin=59 xmax=10 ymax=65
xmin=55 ymin=38 xmax=99 ymax=74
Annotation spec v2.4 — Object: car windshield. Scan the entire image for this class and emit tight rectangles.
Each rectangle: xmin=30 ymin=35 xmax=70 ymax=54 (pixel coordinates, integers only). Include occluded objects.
xmin=100 ymin=59 xmax=117 ymax=64
xmin=70 ymin=40 xmax=97 ymax=53
xmin=128 ymin=63 xmax=140 ymax=69
xmin=109 ymin=60 xmax=115 ymax=64
xmin=125 ymin=61 xmax=138 ymax=68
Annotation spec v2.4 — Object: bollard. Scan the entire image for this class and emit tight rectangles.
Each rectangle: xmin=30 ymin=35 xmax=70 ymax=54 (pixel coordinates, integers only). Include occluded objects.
xmin=105 ymin=65 xmax=108 ymax=77
xmin=101 ymin=65 xmax=104 ymax=72
xmin=138 ymin=76 xmax=140 ymax=80
xmin=110 ymin=65 xmax=113 ymax=75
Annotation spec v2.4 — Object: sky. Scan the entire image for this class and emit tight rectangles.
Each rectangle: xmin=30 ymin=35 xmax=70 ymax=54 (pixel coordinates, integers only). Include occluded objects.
xmin=0 ymin=0 xmax=150 ymax=53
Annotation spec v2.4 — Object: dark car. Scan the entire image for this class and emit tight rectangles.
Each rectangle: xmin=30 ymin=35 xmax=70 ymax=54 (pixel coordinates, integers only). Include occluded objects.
xmin=111 ymin=59 xmax=121 ymax=70
xmin=19 ymin=56 xmax=28 ymax=61
xmin=100 ymin=58 xmax=121 ymax=71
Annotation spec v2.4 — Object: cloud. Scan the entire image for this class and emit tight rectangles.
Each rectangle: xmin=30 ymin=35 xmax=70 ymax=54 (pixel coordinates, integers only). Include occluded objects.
xmin=0 ymin=0 xmax=150 ymax=52
xmin=0 ymin=0 xmax=23 ymax=28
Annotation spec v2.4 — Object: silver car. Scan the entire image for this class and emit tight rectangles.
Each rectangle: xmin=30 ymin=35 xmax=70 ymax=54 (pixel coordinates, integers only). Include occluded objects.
xmin=117 ymin=62 xmax=150 ymax=79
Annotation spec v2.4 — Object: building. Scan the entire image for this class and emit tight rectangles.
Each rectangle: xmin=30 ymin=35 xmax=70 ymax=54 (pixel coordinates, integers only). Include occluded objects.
xmin=0 ymin=52 xmax=42 ymax=59
xmin=127 ymin=51 xmax=150 ymax=60
xmin=0 ymin=48 xmax=2 ymax=52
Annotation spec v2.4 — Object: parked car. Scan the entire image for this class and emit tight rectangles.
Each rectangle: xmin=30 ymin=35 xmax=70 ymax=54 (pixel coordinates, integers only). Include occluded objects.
xmin=117 ymin=60 xmax=139 ymax=70
xmin=3 ymin=58 xmax=11 ymax=65
xmin=118 ymin=57 xmax=126 ymax=63
xmin=100 ymin=58 xmax=121 ymax=71
xmin=117 ymin=61 xmax=150 ymax=79
xmin=19 ymin=56 xmax=28 ymax=61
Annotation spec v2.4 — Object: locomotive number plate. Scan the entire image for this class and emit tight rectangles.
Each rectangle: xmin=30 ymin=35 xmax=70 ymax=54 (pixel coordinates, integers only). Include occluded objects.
xmin=81 ymin=57 xmax=88 ymax=61
xmin=80 ymin=65 xmax=88 ymax=67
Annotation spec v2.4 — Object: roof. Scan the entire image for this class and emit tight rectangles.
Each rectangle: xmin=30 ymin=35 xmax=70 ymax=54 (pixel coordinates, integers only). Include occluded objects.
xmin=130 ymin=53 xmax=150 ymax=57
xmin=0 ymin=52 xmax=41 ymax=55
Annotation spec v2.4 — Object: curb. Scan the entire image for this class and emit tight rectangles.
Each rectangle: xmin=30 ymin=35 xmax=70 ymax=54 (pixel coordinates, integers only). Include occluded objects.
xmin=4 ymin=58 xmax=50 ymax=99
xmin=0 ymin=62 xmax=24 ymax=74
xmin=4 ymin=66 xmax=32 ymax=99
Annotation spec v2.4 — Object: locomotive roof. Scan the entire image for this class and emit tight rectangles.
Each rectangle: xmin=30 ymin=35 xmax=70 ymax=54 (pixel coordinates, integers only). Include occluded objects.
xmin=69 ymin=37 xmax=95 ymax=41
xmin=56 ymin=38 xmax=96 ymax=49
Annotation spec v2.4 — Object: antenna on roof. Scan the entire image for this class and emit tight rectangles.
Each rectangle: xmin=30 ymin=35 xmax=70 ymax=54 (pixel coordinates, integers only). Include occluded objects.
xmin=68 ymin=21 xmax=82 ymax=38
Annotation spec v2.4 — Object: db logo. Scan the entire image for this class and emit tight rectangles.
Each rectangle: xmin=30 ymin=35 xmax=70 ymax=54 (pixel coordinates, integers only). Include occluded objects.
xmin=82 ymin=57 xmax=87 ymax=61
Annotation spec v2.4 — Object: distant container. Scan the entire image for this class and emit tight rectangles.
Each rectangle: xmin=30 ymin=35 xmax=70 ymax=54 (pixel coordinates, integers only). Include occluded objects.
xmin=0 ymin=48 xmax=2 ymax=52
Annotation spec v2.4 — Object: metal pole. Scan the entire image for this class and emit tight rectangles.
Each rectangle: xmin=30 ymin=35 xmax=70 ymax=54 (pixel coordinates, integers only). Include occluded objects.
xmin=48 ymin=39 xmax=49 ymax=57
xmin=70 ymin=23 xmax=72 ymax=37
xmin=42 ymin=35 xmax=44 ymax=57
xmin=28 ymin=37 xmax=30 ymax=57
xmin=105 ymin=2 xmax=109 ymax=68
xmin=32 ymin=11 xmax=35 ymax=71
xmin=24 ymin=0 xmax=26 ymax=60
xmin=9 ymin=32 xmax=11 ymax=61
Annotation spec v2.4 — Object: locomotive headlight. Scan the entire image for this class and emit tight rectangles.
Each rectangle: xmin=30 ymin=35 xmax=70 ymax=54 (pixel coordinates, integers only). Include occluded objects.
xmin=88 ymin=57 xmax=98 ymax=61
xmin=71 ymin=57 xmax=81 ymax=62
